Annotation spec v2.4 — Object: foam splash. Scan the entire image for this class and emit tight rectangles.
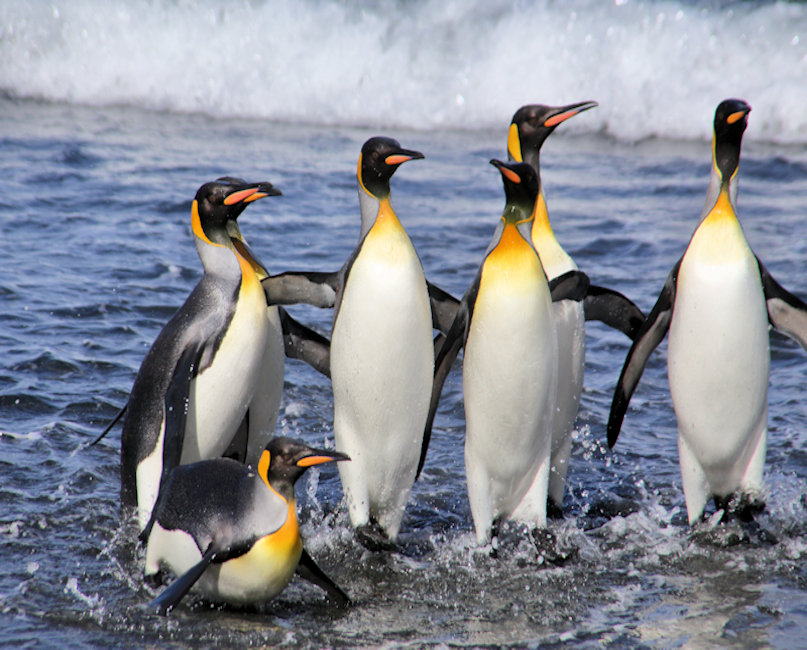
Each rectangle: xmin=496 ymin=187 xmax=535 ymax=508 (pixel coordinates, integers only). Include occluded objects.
xmin=1 ymin=0 xmax=806 ymax=142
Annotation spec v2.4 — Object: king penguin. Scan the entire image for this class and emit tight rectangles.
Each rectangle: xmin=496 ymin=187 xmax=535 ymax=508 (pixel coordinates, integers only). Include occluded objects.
xmin=607 ymin=99 xmax=807 ymax=524
xmin=121 ymin=178 xmax=280 ymax=531
xmin=507 ymin=101 xmax=645 ymax=514
xmin=144 ymin=436 xmax=350 ymax=614
xmin=421 ymin=159 xmax=589 ymax=545
xmin=328 ymin=136 xmax=435 ymax=550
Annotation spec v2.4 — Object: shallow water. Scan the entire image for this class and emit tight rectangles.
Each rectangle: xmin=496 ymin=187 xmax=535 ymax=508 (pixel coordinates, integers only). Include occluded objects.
xmin=2 ymin=96 xmax=807 ymax=647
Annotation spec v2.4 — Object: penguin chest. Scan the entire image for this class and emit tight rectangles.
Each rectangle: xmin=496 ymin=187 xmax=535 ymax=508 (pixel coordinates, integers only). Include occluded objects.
xmin=209 ymin=505 xmax=302 ymax=604
xmin=332 ymin=230 xmax=434 ymax=446
xmin=185 ymin=271 xmax=270 ymax=463
xmin=668 ymin=226 xmax=769 ymax=477
xmin=463 ymin=250 xmax=557 ymax=501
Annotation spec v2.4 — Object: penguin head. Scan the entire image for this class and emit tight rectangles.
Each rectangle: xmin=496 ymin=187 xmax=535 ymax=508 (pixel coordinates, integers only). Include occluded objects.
xmin=358 ymin=136 xmax=424 ymax=200
xmin=257 ymin=437 xmax=350 ymax=498
xmin=508 ymin=101 xmax=598 ymax=169
xmin=490 ymin=159 xmax=539 ymax=226
xmin=712 ymin=99 xmax=751 ymax=186
xmin=192 ymin=178 xmax=281 ymax=247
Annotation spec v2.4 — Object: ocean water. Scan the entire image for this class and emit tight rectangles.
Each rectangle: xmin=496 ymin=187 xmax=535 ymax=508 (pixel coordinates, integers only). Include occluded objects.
xmin=2 ymin=1 xmax=807 ymax=647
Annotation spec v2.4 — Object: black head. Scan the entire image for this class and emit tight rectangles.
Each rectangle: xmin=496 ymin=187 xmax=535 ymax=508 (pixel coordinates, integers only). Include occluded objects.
xmin=508 ymin=101 xmax=598 ymax=168
xmin=193 ymin=178 xmax=281 ymax=245
xmin=712 ymin=98 xmax=751 ymax=185
xmin=257 ymin=437 xmax=350 ymax=498
xmin=358 ymin=136 xmax=424 ymax=199
xmin=490 ymin=158 xmax=539 ymax=223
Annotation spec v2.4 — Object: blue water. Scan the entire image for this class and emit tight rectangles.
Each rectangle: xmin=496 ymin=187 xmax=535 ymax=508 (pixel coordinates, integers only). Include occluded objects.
xmin=3 ymin=0 xmax=807 ymax=646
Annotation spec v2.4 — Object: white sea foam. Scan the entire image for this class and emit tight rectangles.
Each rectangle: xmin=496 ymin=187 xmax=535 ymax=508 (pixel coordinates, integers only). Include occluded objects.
xmin=2 ymin=0 xmax=806 ymax=142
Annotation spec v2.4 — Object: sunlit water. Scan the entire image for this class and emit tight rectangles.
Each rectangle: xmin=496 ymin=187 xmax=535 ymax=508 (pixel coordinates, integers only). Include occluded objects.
xmin=2 ymin=94 xmax=807 ymax=647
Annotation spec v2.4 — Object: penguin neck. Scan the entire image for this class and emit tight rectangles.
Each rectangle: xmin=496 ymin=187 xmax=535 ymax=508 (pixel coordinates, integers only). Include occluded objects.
xmin=191 ymin=203 xmax=241 ymax=280
xmin=529 ymin=189 xmax=575 ymax=278
xmin=691 ymin=185 xmax=750 ymax=261
xmin=358 ymin=187 xmax=383 ymax=238
xmin=703 ymin=136 xmax=740 ymax=219
xmin=485 ymin=221 xmax=544 ymax=277
xmin=364 ymin=195 xmax=404 ymax=239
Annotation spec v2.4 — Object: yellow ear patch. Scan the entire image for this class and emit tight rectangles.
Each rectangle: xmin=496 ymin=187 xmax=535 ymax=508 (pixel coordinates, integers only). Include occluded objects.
xmin=258 ymin=450 xmax=271 ymax=488
xmin=224 ymin=187 xmax=259 ymax=205
xmin=191 ymin=200 xmax=215 ymax=246
xmin=507 ymin=123 xmax=523 ymax=162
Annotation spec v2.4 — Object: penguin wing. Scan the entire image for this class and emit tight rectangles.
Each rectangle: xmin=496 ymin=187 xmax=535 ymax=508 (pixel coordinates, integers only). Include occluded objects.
xmin=549 ymin=270 xmax=591 ymax=303
xmin=757 ymin=258 xmax=807 ymax=350
xmin=417 ymin=275 xmax=479 ymax=478
xmin=150 ymin=544 xmax=218 ymax=616
xmin=584 ymin=285 xmax=646 ymax=341
xmin=262 ymin=271 xmax=340 ymax=308
xmin=295 ymin=547 xmax=351 ymax=608
xmin=607 ymin=260 xmax=681 ymax=448
xmin=427 ymin=281 xmax=461 ymax=334
xmin=277 ymin=307 xmax=331 ymax=378
xmin=88 ymin=401 xmax=128 ymax=446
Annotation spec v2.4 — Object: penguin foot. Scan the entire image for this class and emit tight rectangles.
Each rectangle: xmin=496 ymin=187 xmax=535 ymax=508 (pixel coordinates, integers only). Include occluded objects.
xmin=713 ymin=493 xmax=766 ymax=523
xmin=531 ymin=528 xmax=578 ymax=567
xmin=546 ymin=500 xmax=564 ymax=520
xmin=144 ymin=570 xmax=165 ymax=588
xmin=355 ymin=522 xmax=395 ymax=552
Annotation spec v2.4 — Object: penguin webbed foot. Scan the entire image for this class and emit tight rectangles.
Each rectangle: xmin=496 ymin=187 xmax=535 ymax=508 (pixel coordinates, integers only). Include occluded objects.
xmin=713 ymin=492 xmax=766 ymax=524
xmin=355 ymin=521 xmax=395 ymax=552
xmin=530 ymin=528 xmax=578 ymax=567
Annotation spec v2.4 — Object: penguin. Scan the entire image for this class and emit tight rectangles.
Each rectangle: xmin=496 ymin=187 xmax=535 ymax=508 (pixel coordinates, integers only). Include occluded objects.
xmin=507 ymin=101 xmax=645 ymax=514
xmin=421 ymin=159 xmax=589 ymax=545
xmin=144 ymin=437 xmax=350 ymax=615
xmin=607 ymin=99 xmax=807 ymax=524
xmin=121 ymin=178 xmax=279 ymax=531
xmin=321 ymin=136 xmax=436 ymax=550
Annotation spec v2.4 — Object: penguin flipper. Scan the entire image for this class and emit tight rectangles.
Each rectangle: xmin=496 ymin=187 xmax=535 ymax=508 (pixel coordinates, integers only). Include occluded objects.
xmin=262 ymin=271 xmax=339 ymax=308
xmin=417 ymin=284 xmax=474 ymax=479
xmin=295 ymin=547 xmax=351 ymax=608
xmin=277 ymin=307 xmax=331 ymax=378
xmin=427 ymin=281 xmax=460 ymax=334
xmin=583 ymin=285 xmax=646 ymax=340
xmin=88 ymin=401 xmax=128 ymax=446
xmin=607 ymin=260 xmax=680 ymax=448
xmin=757 ymin=258 xmax=807 ymax=350
xmin=549 ymin=270 xmax=590 ymax=303
xmin=150 ymin=544 xmax=218 ymax=616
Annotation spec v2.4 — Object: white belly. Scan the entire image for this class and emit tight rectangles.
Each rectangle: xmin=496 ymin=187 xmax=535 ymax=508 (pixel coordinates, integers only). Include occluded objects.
xmin=182 ymin=284 xmax=269 ymax=463
xmin=144 ymin=524 xmax=301 ymax=605
xmin=245 ymin=306 xmax=285 ymax=467
xmin=331 ymin=237 xmax=433 ymax=535
xmin=668 ymin=253 xmax=769 ymax=494
xmin=463 ymin=275 xmax=557 ymax=526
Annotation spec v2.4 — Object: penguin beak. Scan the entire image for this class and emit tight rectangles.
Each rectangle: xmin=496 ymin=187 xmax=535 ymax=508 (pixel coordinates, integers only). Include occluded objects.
xmin=385 ymin=149 xmax=425 ymax=166
xmin=726 ymin=105 xmax=751 ymax=125
xmin=230 ymin=233 xmax=270 ymax=279
xmin=223 ymin=182 xmax=282 ymax=206
xmin=543 ymin=100 xmax=598 ymax=128
xmin=490 ymin=158 xmax=522 ymax=184
xmin=296 ymin=448 xmax=351 ymax=468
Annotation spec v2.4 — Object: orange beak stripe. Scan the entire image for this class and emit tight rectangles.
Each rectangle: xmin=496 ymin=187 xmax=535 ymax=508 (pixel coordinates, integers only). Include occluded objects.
xmin=243 ymin=191 xmax=268 ymax=203
xmin=544 ymin=109 xmax=579 ymax=128
xmin=500 ymin=166 xmax=522 ymax=184
xmin=385 ymin=154 xmax=412 ymax=166
xmin=297 ymin=455 xmax=338 ymax=468
xmin=223 ymin=187 xmax=259 ymax=205
xmin=726 ymin=110 xmax=747 ymax=125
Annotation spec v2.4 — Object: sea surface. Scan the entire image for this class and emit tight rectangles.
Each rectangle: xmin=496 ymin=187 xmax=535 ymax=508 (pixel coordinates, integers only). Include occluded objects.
xmin=2 ymin=1 xmax=807 ymax=647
